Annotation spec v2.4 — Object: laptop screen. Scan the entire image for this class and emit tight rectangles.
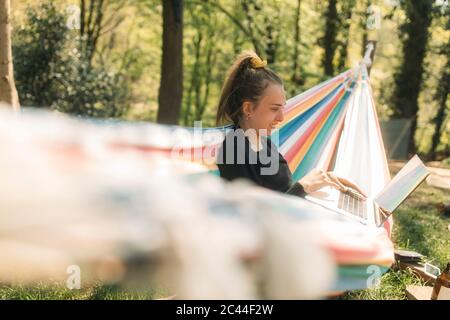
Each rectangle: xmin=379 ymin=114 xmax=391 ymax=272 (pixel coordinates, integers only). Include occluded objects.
xmin=374 ymin=155 xmax=429 ymax=213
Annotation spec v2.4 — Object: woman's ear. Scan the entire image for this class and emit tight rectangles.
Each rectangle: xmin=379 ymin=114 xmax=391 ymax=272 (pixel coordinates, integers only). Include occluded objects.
xmin=242 ymin=101 xmax=254 ymax=117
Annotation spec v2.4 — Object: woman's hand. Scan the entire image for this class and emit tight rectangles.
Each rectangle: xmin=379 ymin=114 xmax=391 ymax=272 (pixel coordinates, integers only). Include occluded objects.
xmin=298 ymin=168 xmax=367 ymax=198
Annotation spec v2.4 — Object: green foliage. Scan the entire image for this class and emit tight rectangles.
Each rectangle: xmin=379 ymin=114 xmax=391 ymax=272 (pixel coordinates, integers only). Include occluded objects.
xmin=13 ymin=3 xmax=130 ymax=118
xmin=444 ymin=157 xmax=450 ymax=167
xmin=12 ymin=3 xmax=68 ymax=108
xmin=391 ymin=0 xmax=433 ymax=119
xmin=10 ymin=0 xmax=449 ymax=151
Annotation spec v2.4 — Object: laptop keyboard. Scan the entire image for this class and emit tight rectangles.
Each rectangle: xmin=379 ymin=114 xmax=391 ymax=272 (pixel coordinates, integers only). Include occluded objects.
xmin=337 ymin=192 xmax=367 ymax=220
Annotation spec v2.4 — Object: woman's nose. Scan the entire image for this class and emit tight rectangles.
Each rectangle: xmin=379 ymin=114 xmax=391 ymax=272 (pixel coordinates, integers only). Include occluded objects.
xmin=276 ymin=109 xmax=284 ymax=122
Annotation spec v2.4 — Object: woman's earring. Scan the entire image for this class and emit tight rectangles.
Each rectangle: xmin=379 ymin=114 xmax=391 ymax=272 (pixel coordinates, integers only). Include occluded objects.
xmin=247 ymin=114 xmax=251 ymax=120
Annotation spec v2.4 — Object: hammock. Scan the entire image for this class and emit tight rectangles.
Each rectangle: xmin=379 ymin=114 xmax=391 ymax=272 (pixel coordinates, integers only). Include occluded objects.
xmin=246 ymin=64 xmax=393 ymax=291
xmin=109 ymin=62 xmax=395 ymax=292
xmin=0 ymin=63 xmax=395 ymax=295
xmin=166 ymin=63 xmax=392 ymax=228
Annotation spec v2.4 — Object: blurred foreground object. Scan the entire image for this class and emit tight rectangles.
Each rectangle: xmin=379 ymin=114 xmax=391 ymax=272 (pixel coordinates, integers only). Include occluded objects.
xmin=0 ymin=107 xmax=393 ymax=298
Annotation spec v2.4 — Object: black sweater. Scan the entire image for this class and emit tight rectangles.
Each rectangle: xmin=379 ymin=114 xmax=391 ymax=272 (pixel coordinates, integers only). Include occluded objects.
xmin=216 ymin=127 xmax=306 ymax=198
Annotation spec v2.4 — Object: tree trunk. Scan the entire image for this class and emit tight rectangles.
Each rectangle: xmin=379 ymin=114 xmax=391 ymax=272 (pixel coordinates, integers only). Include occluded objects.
xmin=183 ymin=32 xmax=202 ymax=125
xmin=79 ymin=0 xmax=127 ymax=68
xmin=241 ymin=0 xmax=263 ymax=57
xmin=429 ymin=17 xmax=450 ymax=159
xmin=290 ymin=0 xmax=305 ymax=93
xmin=264 ymin=22 xmax=277 ymax=65
xmin=196 ymin=38 xmax=216 ymax=120
xmin=391 ymin=0 xmax=432 ymax=155
xmin=361 ymin=0 xmax=371 ymax=57
xmin=337 ymin=0 xmax=356 ymax=72
xmin=322 ymin=0 xmax=339 ymax=77
xmin=157 ymin=0 xmax=183 ymax=125
xmin=201 ymin=0 xmax=262 ymax=58
xmin=0 ymin=0 xmax=19 ymax=110
xmin=430 ymin=55 xmax=449 ymax=159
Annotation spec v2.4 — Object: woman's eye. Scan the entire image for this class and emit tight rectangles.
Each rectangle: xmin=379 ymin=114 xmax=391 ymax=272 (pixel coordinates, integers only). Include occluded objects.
xmin=271 ymin=107 xmax=279 ymax=112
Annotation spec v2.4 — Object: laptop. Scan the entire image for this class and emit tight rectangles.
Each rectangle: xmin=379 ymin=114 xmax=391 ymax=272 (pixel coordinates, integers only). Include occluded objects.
xmin=305 ymin=155 xmax=430 ymax=227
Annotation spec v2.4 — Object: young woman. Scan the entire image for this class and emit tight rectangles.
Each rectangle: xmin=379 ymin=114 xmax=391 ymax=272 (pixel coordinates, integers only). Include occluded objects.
xmin=216 ymin=51 xmax=365 ymax=198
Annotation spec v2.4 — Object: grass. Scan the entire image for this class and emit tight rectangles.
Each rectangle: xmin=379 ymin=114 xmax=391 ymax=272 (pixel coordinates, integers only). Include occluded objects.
xmin=0 ymin=281 xmax=167 ymax=300
xmin=343 ymin=164 xmax=450 ymax=300
xmin=1 ymin=165 xmax=449 ymax=300
xmin=342 ymin=268 xmax=426 ymax=300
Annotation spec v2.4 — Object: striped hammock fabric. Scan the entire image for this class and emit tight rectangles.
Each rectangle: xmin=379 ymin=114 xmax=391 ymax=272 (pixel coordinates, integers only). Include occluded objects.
xmin=274 ymin=64 xmax=392 ymax=234
xmin=174 ymin=64 xmax=390 ymax=201
xmin=177 ymin=64 xmax=392 ymax=212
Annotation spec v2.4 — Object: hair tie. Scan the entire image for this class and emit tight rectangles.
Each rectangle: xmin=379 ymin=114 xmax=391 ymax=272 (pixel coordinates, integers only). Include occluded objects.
xmin=250 ymin=56 xmax=267 ymax=69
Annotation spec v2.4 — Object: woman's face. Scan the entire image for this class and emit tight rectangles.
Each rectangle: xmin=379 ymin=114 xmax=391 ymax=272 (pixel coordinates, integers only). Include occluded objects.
xmin=243 ymin=83 xmax=286 ymax=136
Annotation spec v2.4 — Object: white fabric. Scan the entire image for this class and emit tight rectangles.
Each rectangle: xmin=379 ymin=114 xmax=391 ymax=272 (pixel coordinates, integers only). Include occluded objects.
xmin=333 ymin=68 xmax=390 ymax=197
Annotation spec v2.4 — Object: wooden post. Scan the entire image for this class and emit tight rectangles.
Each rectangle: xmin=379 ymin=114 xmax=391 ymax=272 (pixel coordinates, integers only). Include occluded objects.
xmin=0 ymin=0 xmax=20 ymax=110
